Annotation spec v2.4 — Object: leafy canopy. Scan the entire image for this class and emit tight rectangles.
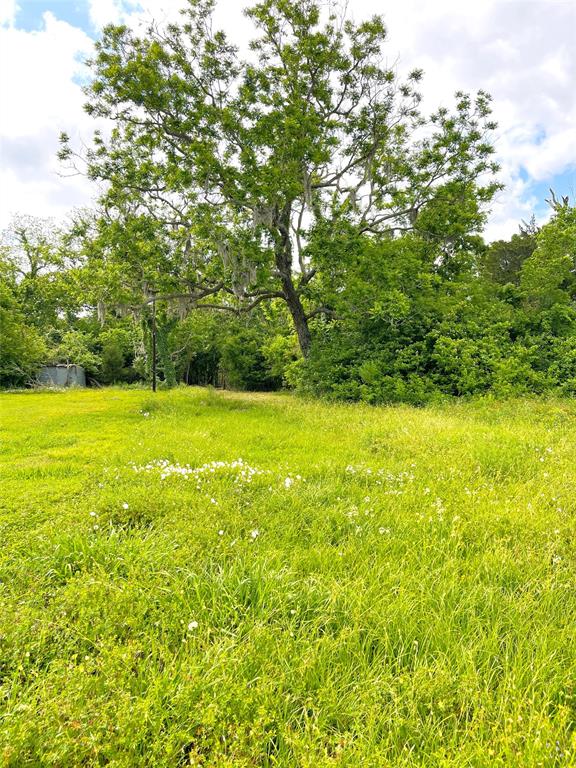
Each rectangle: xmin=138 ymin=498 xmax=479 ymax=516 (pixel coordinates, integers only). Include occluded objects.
xmin=61 ymin=0 xmax=501 ymax=356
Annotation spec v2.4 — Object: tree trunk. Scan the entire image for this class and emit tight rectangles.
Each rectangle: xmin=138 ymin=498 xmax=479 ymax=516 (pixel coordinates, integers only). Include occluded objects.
xmin=275 ymin=206 xmax=312 ymax=358
xmin=280 ymin=268 xmax=312 ymax=357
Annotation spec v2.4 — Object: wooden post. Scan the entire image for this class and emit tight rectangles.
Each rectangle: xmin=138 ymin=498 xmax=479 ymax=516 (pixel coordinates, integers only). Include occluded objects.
xmin=151 ymin=292 xmax=157 ymax=393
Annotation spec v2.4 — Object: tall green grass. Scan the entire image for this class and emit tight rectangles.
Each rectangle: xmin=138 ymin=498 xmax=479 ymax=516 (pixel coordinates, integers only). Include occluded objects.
xmin=1 ymin=388 xmax=575 ymax=766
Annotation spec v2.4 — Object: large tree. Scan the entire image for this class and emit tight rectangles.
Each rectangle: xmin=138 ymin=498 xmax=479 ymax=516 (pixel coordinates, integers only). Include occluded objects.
xmin=61 ymin=0 xmax=500 ymax=356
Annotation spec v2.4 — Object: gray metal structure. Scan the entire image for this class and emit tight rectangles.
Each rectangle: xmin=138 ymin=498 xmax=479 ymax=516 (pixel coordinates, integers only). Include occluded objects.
xmin=38 ymin=364 xmax=86 ymax=387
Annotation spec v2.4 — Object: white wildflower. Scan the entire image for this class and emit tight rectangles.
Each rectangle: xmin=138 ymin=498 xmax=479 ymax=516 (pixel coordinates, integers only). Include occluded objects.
xmin=130 ymin=457 xmax=266 ymax=484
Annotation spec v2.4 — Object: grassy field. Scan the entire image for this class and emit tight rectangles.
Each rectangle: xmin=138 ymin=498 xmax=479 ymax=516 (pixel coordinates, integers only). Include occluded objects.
xmin=1 ymin=387 xmax=576 ymax=766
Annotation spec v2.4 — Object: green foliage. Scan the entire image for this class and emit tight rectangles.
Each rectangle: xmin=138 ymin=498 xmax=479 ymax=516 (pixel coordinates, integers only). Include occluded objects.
xmin=156 ymin=319 xmax=177 ymax=388
xmin=219 ymin=324 xmax=282 ymax=391
xmin=296 ymin=203 xmax=576 ymax=404
xmin=0 ymin=280 xmax=47 ymax=386
xmin=99 ymin=327 xmax=140 ymax=384
xmin=480 ymin=217 xmax=537 ymax=285
xmin=170 ymin=312 xmax=221 ymax=386
xmin=167 ymin=306 xmax=296 ymax=391
xmin=1 ymin=214 xmax=77 ymax=328
xmin=3 ymin=200 xmax=576 ymax=402
xmin=521 ymin=203 xmax=576 ymax=309
xmin=261 ymin=333 xmax=299 ymax=381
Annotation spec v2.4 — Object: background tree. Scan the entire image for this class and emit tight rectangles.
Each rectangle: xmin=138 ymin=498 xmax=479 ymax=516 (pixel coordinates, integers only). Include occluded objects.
xmin=0 ymin=215 xmax=77 ymax=328
xmin=0 ymin=255 xmax=47 ymax=386
xmin=480 ymin=216 xmax=538 ymax=286
xmin=521 ymin=199 xmax=576 ymax=310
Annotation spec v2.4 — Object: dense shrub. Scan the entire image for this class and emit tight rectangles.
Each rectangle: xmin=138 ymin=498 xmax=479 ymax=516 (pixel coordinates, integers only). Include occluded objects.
xmin=295 ymin=206 xmax=576 ymax=404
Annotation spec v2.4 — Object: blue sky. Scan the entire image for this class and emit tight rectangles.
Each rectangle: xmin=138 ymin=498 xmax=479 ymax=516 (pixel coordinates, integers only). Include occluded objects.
xmin=531 ymin=169 xmax=575 ymax=210
xmin=1 ymin=0 xmax=574 ymax=240
xmin=14 ymin=0 xmax=93 ymax=31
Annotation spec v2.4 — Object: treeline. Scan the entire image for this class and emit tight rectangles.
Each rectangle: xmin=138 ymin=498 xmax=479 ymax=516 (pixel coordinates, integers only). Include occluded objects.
xmin=2 ymin=200 xmax=575 ymax=403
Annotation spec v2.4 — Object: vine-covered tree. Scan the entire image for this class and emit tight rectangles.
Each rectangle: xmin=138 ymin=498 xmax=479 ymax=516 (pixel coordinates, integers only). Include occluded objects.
xmin=61 ymin=0 xmax=500 ymax=356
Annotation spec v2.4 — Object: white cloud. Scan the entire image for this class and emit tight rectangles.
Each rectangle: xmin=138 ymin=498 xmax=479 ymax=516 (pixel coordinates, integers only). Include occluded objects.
xmin=0 ymin=12 xmax=96 ymax=227
xmin=0 ymin=0 xmax=18 ymax=27
xmin=87 ymin=0 xmax=125 ymax=29
xmin=0 ymin=13 xmax=92 ymax=138
xmin=87 ymin=0 xmax=185 ymax=31
xmin=365 ymin=0 xmax=576 ymax=239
